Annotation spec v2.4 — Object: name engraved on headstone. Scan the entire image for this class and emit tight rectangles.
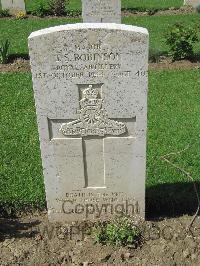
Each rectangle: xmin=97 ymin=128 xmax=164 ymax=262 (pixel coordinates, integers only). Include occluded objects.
xmin=33 ymin=41 xmax=147 ymax=81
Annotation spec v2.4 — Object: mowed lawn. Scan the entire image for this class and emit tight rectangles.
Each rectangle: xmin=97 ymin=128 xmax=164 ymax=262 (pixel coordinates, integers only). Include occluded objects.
xmin=25 ymin=0 xmax=183 ymax=12
xmin=0 ymin=14 xmax=199 ymax=57
xmin=0 ymin=70 xmax=199 ymax=211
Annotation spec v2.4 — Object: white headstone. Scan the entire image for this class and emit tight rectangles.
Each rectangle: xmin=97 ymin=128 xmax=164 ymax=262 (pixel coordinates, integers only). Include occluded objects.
xmin=1 ymin=0 xmax=26 ymax=14
xmin=82 ymin=0 xmax=121 ymax=23
xmin=28 ymin=23 xmax=149 ymax=222
xmin=184 ymin=0 xmax=200 ymax=8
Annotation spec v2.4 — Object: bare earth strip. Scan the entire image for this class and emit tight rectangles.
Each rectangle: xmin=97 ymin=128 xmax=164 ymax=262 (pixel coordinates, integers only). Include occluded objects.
xmin=0 ymin=212 xmax=199 ymax=265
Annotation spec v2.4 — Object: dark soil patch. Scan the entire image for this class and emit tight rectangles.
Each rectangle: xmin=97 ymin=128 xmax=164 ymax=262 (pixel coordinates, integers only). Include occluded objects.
xmin=0 ymin=59 xmax=30 ymax=73
xmin=155 ymin=6 xmax=195 ymax=16
xmin=0 ymin=58 xmax=199 ymax=73
xmin=150 ymin=57 xmax=200 ymax=70
xmin=0 ymin=212 xmax=199 ymax=265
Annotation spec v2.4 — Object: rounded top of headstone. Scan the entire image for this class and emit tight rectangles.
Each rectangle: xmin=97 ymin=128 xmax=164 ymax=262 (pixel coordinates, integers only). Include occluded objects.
xmin=28 ymin=23 xmax=149 ymax=40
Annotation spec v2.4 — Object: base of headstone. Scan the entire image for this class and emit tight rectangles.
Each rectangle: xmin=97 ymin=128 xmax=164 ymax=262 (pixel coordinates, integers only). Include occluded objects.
xmin=1 ymin=0 xmax=26 ymax=15
xmin=184 ymin=0 xmax=200 ymax=8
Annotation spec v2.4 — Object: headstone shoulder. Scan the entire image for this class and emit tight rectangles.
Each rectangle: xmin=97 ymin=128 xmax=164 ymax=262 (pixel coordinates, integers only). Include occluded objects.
xmin=29 ymin=23 xmax=148 ymax=40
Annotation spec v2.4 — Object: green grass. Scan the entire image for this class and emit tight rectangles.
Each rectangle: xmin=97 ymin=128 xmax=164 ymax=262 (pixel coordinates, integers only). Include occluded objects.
xmin=148 ymin=70 xmax=200 ymax=186
xmin=24 ymin=0 xmax=183 ymax=12
xmin=0 ymin=73 xmax=45 ymax=211
xmin=0 ymin=70 xmax=199 ymax=212
xmin=121 ymin=0 xmax=182 ymax=10
xmin=0 ymin=14 xmax=199 ymax=56
xmin=147 ymin=69 xmax=200 ymax=215
xmin=123 ymin=14 xmax=200 ymax=56
xmin=0 ymin=18 xmax=80 ymax=56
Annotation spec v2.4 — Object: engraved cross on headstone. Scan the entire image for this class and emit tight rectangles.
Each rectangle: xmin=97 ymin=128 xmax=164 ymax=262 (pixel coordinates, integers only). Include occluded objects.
xmin=60 ymin=84 xmax=130 ymax=189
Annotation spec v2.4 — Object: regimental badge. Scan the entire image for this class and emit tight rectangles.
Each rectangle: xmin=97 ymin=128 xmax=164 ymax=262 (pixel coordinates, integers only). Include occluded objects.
xmin=60 ymin=85 xmax=127 ymax=137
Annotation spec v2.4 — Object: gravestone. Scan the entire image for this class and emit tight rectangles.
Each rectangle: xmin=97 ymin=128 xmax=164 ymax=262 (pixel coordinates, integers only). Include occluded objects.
xmin=29 ymin=23 xmax=148 ymax=222
xmin=1 ymin=0 xmax=26 ymax=14
xmin=184 ymin=0 xmax=200 ymax=8
xmin=82 ymin=0 xmax=121 ymax=23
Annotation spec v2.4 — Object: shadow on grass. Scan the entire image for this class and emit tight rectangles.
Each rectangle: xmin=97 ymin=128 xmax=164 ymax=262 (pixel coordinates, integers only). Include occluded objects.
xmin=8 ymin=53 xmax=29 ymax=63
xmin=0 ymin=202 xmax=46 ymax=219
xmin=0 ymin=218 xmax=41 ymax=241
xmin=149 ymin=50 xmax=168 ymax=63
xmin=191 ymin=53 xmax=200 ymax=63
xmin=146 ymin=181 xmax=200 ymax=220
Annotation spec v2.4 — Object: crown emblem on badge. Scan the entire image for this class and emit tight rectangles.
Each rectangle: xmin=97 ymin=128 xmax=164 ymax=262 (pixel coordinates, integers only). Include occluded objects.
xmin=80 ymin=85 xmax=100 ymax=109
xmin=83 ymin=85 xmax=98 ymax=99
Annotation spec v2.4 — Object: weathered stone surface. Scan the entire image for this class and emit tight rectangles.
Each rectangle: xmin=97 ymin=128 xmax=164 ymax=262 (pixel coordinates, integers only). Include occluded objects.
xmin=29 ymin=23 xmax=148 ymax=222
xmin=82 ymin=0 xmax=121 ymax=23
xmin=184 ymin=0 xmax=200 ymax=8
xmin=1 ymin=0 xmax=26 ymax=14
